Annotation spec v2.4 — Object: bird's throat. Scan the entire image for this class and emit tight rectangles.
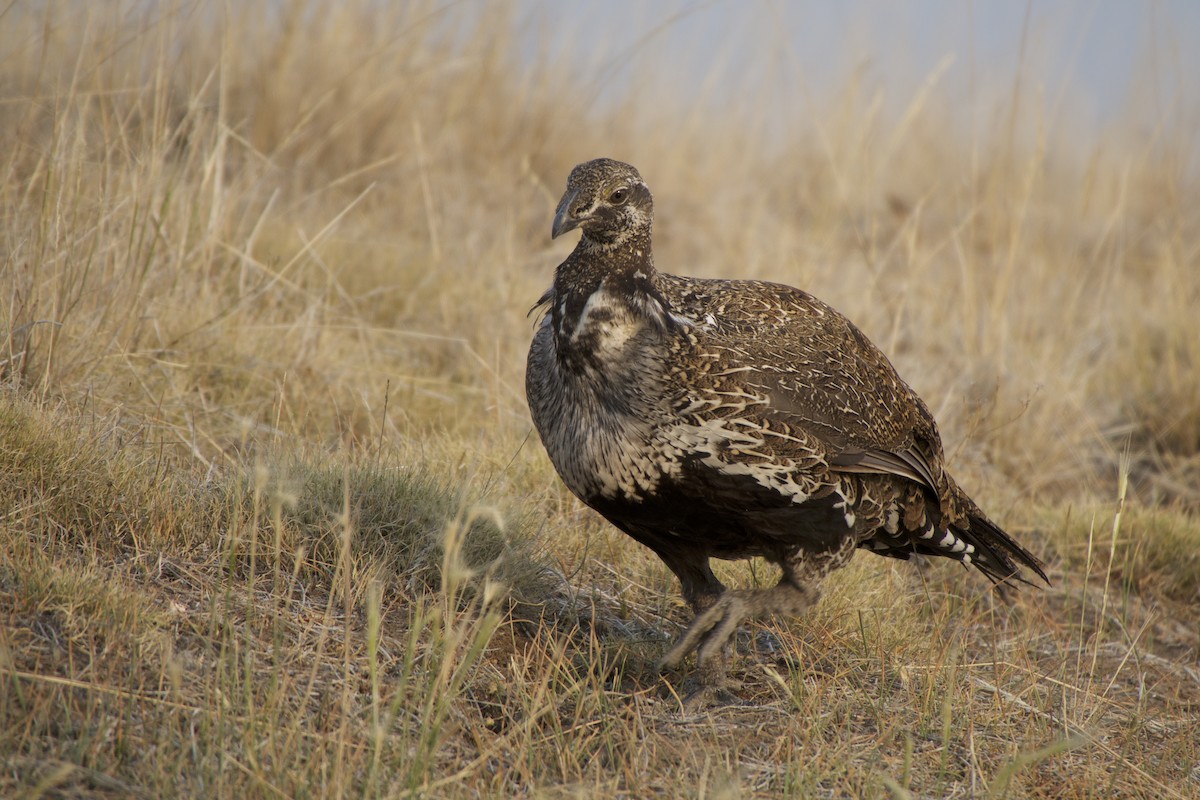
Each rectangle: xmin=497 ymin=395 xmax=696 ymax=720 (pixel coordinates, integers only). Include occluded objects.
xmin=550 ymin=247 xmax=671 ymax=360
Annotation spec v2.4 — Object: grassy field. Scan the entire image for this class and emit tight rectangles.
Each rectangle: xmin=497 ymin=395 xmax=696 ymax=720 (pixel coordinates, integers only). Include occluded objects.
xmin=2 ymin=2 xmax=1199 ymax=797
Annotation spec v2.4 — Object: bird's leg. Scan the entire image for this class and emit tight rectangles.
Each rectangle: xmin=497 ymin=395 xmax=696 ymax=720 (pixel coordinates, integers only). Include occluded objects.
xmin=658 ymin=580 xmax=818 ymax=674
xmin=658 ymin=543 xmax=856 ymax=709
xmin=659 ymin=583 xmax=818 ymax=711
xmin=655 ymin=550 xmax=725 ymax=613
xmin=649 ymin=551 xmax=737 ymax=707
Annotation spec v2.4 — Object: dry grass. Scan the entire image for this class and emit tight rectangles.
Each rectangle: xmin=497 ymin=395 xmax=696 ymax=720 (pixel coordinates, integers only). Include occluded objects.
xmin=2 ymin=1 xmax=1199 ymax=797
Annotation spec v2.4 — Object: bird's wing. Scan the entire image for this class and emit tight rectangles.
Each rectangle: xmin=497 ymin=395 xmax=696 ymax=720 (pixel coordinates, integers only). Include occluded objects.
xmin=663 ymin=274 xmax=950 ymax=499
xmin=741 ymin=361 xmax=945 ymax=493
xmin=715 ymin=343 xmax=946 ymax=495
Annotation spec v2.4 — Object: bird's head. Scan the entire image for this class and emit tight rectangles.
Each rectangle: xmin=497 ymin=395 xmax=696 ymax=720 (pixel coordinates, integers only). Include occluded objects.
xmin=552 ymin=158 xmax=653 ymax=249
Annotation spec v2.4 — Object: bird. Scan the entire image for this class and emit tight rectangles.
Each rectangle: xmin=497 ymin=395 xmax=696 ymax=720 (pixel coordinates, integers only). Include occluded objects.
xmin=525 ymin=158 xmax=1047 ymax=706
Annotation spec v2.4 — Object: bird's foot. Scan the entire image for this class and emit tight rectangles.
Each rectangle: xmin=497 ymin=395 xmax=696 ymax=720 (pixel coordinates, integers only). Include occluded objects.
xmin=678 ymin=684 xmax=739 ymax=712
xmin=659 ymin=590 xmax=754 ymax=674
xmin=658 ymin=582 xmax=816 ymax=692
xmin=681 ymin=650 xmax=743 ymax=710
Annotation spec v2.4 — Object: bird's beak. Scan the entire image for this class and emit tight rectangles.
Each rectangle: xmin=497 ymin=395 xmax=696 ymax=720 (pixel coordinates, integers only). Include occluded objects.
xmin=552 ymin=189 xmax=585 ymax=239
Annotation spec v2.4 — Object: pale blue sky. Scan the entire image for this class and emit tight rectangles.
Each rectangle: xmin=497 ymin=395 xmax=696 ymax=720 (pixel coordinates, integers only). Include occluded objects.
xmin=511 ymin=0 xmax=1200 ymax=139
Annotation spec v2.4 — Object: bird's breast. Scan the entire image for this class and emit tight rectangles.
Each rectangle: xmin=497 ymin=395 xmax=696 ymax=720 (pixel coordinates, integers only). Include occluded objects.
xmin=526 ymin=290 xmax=680 ymax=503
xmin=552 ymin=281 xmax=669 ymax=359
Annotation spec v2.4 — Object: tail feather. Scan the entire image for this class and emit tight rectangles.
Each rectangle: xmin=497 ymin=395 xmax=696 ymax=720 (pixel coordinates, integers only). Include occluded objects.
xmin=952 ymin=512 xmax=1049 ymax=588
xmin=858 ymin=480 xmax=1049 ymax=589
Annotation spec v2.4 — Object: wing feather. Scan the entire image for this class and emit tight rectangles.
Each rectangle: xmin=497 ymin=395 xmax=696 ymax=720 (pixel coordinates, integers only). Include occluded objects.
xmin=829 ymin=446 xmax=939 ymax=492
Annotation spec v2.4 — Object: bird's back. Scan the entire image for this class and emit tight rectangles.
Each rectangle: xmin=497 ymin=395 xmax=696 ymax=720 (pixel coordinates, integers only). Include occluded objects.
xmin=655 ymin=273 xmax=942 ymax=457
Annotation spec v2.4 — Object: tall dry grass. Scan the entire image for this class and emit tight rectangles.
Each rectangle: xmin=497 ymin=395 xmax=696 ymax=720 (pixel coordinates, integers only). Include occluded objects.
xmin=2 ymin=1 xmax=1199 ymax=797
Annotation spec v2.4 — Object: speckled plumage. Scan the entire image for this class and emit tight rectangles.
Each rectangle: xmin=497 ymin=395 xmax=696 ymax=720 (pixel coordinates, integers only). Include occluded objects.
xmin=526 ymin=158 xmax=1047 ymax=704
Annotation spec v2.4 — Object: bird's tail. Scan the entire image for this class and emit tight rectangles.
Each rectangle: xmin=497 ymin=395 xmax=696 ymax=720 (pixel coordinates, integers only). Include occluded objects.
xmin=950 ymin=507 xmax=1049 ymax=588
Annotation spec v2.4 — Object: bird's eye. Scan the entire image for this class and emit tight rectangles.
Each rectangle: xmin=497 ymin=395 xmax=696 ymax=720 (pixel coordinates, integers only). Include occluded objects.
xmin=608 ymin=187 xmax=629 ymax=205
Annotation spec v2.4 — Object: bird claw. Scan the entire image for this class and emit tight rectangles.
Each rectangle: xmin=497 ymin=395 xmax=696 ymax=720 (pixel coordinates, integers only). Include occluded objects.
xmin=658 ymin=593 xmax=754 ymax=711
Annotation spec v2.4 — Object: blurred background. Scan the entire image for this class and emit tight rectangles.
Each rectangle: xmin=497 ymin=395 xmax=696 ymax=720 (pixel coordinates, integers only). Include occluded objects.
xmin=527 ymin=0 xmax=1200 ymax=144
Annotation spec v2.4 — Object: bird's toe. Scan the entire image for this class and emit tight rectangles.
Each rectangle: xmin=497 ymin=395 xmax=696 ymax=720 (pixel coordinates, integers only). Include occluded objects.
xmin=679 ymin=681 xmax=740 ymax=713
xmin=665 ymin=641 xmax=738 ymax=712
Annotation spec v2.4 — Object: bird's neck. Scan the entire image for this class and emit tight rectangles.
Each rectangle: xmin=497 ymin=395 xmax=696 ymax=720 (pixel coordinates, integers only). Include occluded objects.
xmin=554 ymin=229 xmax=656 ymax=300
xmin=550 ymin=231 xmax=673 ymax=346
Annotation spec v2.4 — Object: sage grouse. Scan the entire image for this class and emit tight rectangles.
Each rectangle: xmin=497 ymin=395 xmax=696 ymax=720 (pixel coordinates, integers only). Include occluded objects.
xmin=525 ymin=158 xmax=1047 ymax=702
